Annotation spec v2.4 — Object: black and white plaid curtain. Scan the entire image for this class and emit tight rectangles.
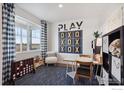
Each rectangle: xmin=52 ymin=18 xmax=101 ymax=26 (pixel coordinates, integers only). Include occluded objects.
xmin=41 ymin=20 xmax=47 ymax=62
xmin=2 ymin=3 xmax=15 ymax=84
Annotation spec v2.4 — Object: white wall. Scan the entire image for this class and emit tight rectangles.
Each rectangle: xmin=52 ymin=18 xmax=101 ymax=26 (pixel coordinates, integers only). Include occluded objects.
xmin=0 ymin=3 xmax=2 ymax=85
xmin=15 ymin=5 xmax=52 ymax=61
xmin=15 ymin=5 xmax=41 ymax=25
xmin=101 ymin=7 xmax=123 ymax=35
xmin=50 ymin=19 xmax=99 ymax=61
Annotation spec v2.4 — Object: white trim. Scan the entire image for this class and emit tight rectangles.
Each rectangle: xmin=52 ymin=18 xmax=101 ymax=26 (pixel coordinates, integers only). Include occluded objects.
xmin=16 ymin=49 xmax=41 ymax=55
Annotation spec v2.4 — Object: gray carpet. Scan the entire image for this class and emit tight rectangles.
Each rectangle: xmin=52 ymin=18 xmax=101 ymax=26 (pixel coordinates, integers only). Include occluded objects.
xmin=15 ymin=65 xmax=99 ymax=85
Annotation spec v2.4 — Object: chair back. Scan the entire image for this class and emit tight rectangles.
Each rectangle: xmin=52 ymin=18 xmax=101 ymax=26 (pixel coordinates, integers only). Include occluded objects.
xmin=76 ymin=54 xmax=93 ymax=80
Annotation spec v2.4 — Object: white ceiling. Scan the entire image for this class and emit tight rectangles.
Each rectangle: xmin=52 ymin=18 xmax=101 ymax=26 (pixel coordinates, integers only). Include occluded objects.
xmin=16 ymin=3 xmax=124 ymax=24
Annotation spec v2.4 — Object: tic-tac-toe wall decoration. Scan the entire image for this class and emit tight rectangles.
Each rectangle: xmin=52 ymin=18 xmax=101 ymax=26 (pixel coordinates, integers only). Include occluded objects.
xmin=59 ymin=30 xmax=82 ymax=53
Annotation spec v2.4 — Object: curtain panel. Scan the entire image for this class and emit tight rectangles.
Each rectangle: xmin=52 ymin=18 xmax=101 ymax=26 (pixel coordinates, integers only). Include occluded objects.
xmin=41 ymin=20 xmax=47 ymax=62
xmin=2 ymin=3 xmax=15 ymax=84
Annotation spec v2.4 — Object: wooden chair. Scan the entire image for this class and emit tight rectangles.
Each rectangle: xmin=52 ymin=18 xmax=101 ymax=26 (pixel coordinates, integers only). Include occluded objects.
xmin=76 ymin=54 xmax=93 ymax=81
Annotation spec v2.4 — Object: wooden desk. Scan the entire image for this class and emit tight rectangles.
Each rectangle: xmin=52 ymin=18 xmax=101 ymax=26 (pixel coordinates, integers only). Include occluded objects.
xmin=76 ymin=57 xmax=93 ymax=63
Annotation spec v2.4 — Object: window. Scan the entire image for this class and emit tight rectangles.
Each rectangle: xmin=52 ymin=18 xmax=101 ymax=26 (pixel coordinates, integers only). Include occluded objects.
xmin=15 ymin=16 xmax=41 ymax=53
xmin=22 ymin=28 xmax=28 ymax=51
xmin=16 ymin=27 xmax=21 ymax=52
xmin=15 ymin=25 xmax=28 ymax=52
xmin=30 ymin=29 xmax=40 ymax=50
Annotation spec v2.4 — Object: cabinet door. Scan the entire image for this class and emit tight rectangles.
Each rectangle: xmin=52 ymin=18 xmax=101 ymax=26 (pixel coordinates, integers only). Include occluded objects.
xmin=103 ymin=36 xmax=109 ymax=53
xmin=111 ymin=56 xmax=121 ymax=82
xmin=103 ymin=68 xmax=109 ymax=85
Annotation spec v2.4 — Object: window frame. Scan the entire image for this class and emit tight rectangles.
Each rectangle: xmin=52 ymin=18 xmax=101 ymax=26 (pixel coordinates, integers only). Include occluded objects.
xmin=30 ymin=27 xmax=41 ymax=51
xmin=15 ymin=26 xmax=21 ymax=53
xmin=15 ymin=23 xmax=28 ymax=53
xmin=15 ymin=16 xmax=41 ymax=54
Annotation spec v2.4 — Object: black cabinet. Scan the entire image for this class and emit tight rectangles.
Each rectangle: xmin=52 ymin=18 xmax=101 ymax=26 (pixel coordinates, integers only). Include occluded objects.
xmin=11 ymin=58 xmax=34 ymax=81
xmin=102 ymin=26 xmax=124 ymax=85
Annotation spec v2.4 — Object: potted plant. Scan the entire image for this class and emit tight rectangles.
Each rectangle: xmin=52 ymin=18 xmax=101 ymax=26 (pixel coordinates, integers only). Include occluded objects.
xmin=93 ymin=31 xmax=102 ymax=39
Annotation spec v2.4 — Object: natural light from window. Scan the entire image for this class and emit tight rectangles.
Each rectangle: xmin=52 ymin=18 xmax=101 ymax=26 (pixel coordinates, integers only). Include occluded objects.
xmin=15 ymin=16 xmax=41 ymax=53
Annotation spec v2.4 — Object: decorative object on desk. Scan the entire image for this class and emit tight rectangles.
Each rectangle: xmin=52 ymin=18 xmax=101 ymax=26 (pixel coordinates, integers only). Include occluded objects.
xmin=96 ymin=38 xmax=102 ymax=46
xmin=93 ymin=30 xmax=102 ymax=39
xmin=109 ymin=39 xmax=120 ymax=57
